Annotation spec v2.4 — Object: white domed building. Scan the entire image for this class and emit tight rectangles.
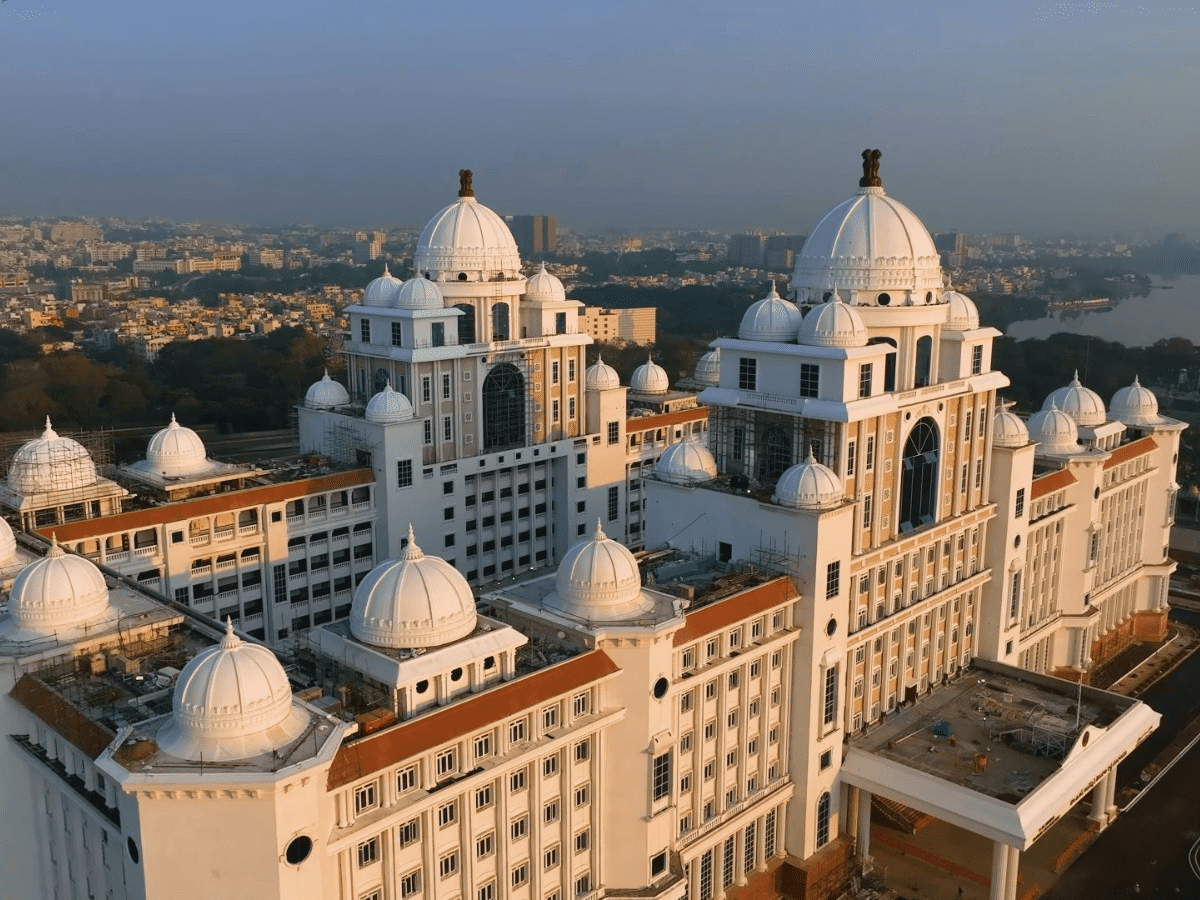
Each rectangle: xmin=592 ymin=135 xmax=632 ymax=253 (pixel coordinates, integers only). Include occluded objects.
xmin=545 ymin=521 xmax=654 ymax=622
xmin=772 ymin=452 xmax=844 ymax=510
xmin=0 ymin=536 xmax=117 ymax=642
xmin=1110 ymin=376 xmax=1162 ymax=428
xmin=654 ymin=438 xmax=717 ymax=485
xmin=362 ymin=263 xmax=403 ymax=307
xmin=630 ymin=355 xmax=670 ymax=396
xmin=304 ymin=371 xmax=350 ymax=410
xmin=364 ymin=381 xmax=414 ymax=425
xmin=738 ymin=282 xmax=802 ymax=342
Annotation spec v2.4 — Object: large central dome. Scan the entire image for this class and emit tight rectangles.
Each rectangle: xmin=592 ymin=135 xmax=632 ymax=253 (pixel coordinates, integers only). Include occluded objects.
xmin=414 ymin=170 xmax=522 ymax=279
xmin=791 ymin=152 xmax=943 ymax=299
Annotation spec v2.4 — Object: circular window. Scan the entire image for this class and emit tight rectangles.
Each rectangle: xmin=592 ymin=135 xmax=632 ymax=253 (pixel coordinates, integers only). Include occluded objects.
xmin=1014 ymin=535 xmax=1021 ymax=549
xmin=878 ymin=292 xmax=891 ymax=306
xmin=938 ymin=402 xmax=944 ymax=411
xmin=415 ymin=679 xmax=429 ymax=694
xmin=285 ymin=835 xmax=313 ymax=866
xmin=826 ymin=618 xmax=837 ymax=637
xmin=905 ymin=411 xmax=912 ymax=421
xmin=457 ymin=272 xmax=468 ymax=281
xmin=652 ymin=677 xmax=669 ymax=699
xmin=127 ymin=837 xmax=140 ymax=864
xmin=1081 ymin=731 xmax=1090 ymax=747
xmin=451 ymin=667 xmax=463 ymax=682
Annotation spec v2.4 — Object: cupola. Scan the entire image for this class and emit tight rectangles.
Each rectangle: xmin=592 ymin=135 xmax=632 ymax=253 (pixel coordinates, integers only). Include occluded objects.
xmin=8 ymin=418 xmax=98 ymax=496
xmin=365 ymin=381 xmax=415 ymax=424
xmin=145 ymin=414 xmax=210 ymax=477
xmin=1027 ymin=402 xmax=1080 ymax=454
xmin=2 ymin=536 xmax=115 ymax=640
xmin=304 ymin=371 xmax=350 ymax=410
xmin=630 ymin=355 xmax=670 ymax=395
xmin=585 ymin=356 xmax=621 ymax=391
xmin=395 ymin=275 xmax=444 ymax=311
xmin=525 ymin=262 xmax=566 ymax=302
xmin=1043 ymin=371 xmax=1106 ymax=428
xmin=992 ymin=407 xmax=1030 ymax=449
xmin=797 ymin=290 xmax=868 ymax=348
xmin=693 ymin=348 xmax=720 ymax=386
xmin=1110 ymin=376 xmax=1160 ymax=427
xmin=944 ymin=290 xmax=980 ymax=331
xmin=655 ymin=439 xmax=718 ymax=484
xmin=773 ymin=452 xmax=844 ymax=510
xmin=363 ymin=263 xmax=403 ymax=307
xmin=738 ymin=282 xmax=802 ymax=342
xmin=547 ymin=521 xmax=652 ymax=622
xmin=413 ymin=170 xmax=522 ymax=279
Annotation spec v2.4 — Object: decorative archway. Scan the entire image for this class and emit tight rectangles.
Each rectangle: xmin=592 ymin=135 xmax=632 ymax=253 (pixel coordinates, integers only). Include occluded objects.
xmin=899 ymin=418 xmax=939 ymax=531
xmin=756 ymin=423 xmax=792 ymax=485
xmin=482 ymin=363 xmax=525 ymax=449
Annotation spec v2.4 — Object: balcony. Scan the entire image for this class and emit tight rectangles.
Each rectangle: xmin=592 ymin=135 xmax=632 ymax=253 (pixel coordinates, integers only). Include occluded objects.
xmin=191 ymin=564 xmax=213 ymax=577
xmin=214 ymin=526 xmax=235 ymax=541
xmin=289 ymin=571 xmax=308 ymax=583
xmin=189 ymin=533 xmax=211 ymax=547
xmin=351 ymin=501 xmax=371 ymax=511
xmin=215 ymin=559 xmax=237 ymax=572
xmin=133 ymin=545 xmax=158 ymax=557
xmin=286 ymin=514 xmax=304 ymax=525
xmin=237 ymin=523 xmax=259 ymax=537
xmin=105 ymin=550 xmax=130 ymax=564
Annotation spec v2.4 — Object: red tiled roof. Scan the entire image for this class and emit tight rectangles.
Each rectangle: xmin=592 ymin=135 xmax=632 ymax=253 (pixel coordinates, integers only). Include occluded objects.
xmin=1103 ymin=436 xmax=1157 ymax=470
xmin=39 ymin=469 xmax=375 ymax=543
xmin=672 ymin=577 xmax=798 ymax=647
xmin=1030 ymin=468 xmax=1076 ymax=500
xmin=326 ymin=650 xmax=621 ymax=790
xmin=626 ymin=408 xmax=708 ymax=432
xmin=10 ymin=675 xmax=116 ymax=758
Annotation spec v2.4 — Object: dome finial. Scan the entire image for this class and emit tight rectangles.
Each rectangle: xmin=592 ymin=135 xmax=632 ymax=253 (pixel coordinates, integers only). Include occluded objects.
xmin=221 ymin=617 xmax=242 ymax=649
xmin=458 ymin=168 xmax=474 ymax=198
xmin=539 ymin=261 xmax=547 ymax=273
xmin=382 ymin=262 xmax=390 ymax=277
xmin=1072 ymin=369 xmax=1081 ymax=385
xmin=48 ymin=532 xmax=61 ymax=555
xmin=593 ymin=518 xmax=607 ymax=542
xmin=401 ymin=524 xmax=424 ymax=560
xmin=1133 ymin=374 xmax=1140 ymax=386
xmin=43 ymin=416 xmax=56 ymax=438
xmin=859 ymin=149 xmax=883 ymax=188
xmin=170 ymin=412 xmax=178 ymax=426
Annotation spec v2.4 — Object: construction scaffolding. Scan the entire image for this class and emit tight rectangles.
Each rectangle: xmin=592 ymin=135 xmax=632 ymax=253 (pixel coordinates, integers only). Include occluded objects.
xmin=322 ymin=420 xmax=378 ymax=469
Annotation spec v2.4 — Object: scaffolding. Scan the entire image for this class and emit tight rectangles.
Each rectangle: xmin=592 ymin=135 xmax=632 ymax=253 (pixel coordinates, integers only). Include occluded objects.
xmin=482 ymin=350 xmax=536 ymax=451
xmin=322 ymin=420 xmax=378 ymax=469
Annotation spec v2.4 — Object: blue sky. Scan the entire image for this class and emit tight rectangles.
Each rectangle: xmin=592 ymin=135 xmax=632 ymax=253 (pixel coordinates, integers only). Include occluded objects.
xmin=1 ymin=1 xmax=1197 ymax=235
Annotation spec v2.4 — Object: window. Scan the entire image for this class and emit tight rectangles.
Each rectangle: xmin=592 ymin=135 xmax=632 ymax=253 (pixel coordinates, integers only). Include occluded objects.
xmin=680 ymin=772 xmax=692 ymax=793
xmin=574 ymin=740 xmax=590 ymax=762
xmin=700 ymin=849 xmax=713 ymax=900
xmin=862 ymin=494 xmax=873 ymax=529
xmin=544 ymin=845 xmax=560 ymax=869
xmin=847 ymin=439 xmax=856 ymax=476
xmin=478 ymin=883 xmax=496 ymax=900
xmin=476 ymin=785 xmax=494 ymax=810
xmin=800 ymin=363 xmax=820 ymax=398
xmin=512 ymin=862 xmax=529 ymax=887
xmin=511 ymin=815 xmax=528 ymax=840
xmin=569 ymin=359 xmax=576 ymax=380
xmin=569 ymin=397 xmax=577 ymax=419
xmin=357 ymin=837 xmax=380 ymax=867
xmin=723 ymin=836 xmax=736 ymax=887
xmin=680 ymin=732 xmax=693 ymax=752
xmin=436 ymin=748 xmax=457 ymax=777
xmin=422 ymin=376 xmax=432 ymax=404
xmin=544 ymin=799 xmax=560 ymax=823
xmin=510 ymin=769 xmax=527 ymax=792
xmin=431 ymin=322 xmax=445 ymax=347
xmin=1009 ymin=572 xmax=1021 ymax=620
xmin=738 ymin=357 xmax=757 ymax=391
xmin=1015 ymin=488 xmax=1026 ymax=518
xmin=858 ymin=363 xmax=872 ymax=398
xmin=354 ymin=783 xmax=377 ymax=814
xmin=608 ymin=421 xmax=619 ymax=444
xmin=401 ymin=870 xmax=422 ymax=898
xmin=865 ymin=436 xmax=875 ymax=470
xmin=543 ymin=705 xmax=559 ymax=730
xmin=477 ymin=832 xmax=495 ymax=857
xmin=552 ymin=361 xmax=560 ymax=384
xmin=391 ymin=321 xmax=403 ymax=347
xmin=575 ymin=875 xmax=592 ymax=898
xmin=652 ymin=752 xmax=671 ymax=802
xmin=423 ymin=420 xmax=433 ymax=445
xmin=442 ymin=373 xmax=452 ymax=399
xmin=607 ymin=486 xmax=619 ymax=521
xmin=575 ymin=829 xmax=590 ymax=853
xmin=444 ymin=416 xmax=453 ymax=441
xmin=474 ymin=734 xmax=493 ymax=760
xmin=704 ymin=721 xmax=716 ymax=740
xmin=823 ymin=666 xmax=839 ymax=726
xmin=437 ymin=801 xmax=457 ymax=827
xmin=575 ymin=785 xmax=590 ymax=807
xmin=816 ymin=792 xmax=831 ymax=848
xmin=826 ymin=561 xmax=840 ymax=598
xmin=439 ymin=851 xmax=459 ymax=878
xmin=553 ymin=399 xmax=560 ymax=421
xmin=398 ymin=765 xmax=416 ymax=792
xmin=509 ymin=719 xmax=527 ymax=744
xmin=972 ymin=344 xmax=984 ymax=375
xmin=360 ymin=319 xmax=371 ymax=343
xmin=573 ymin=692 xmax=589 ymax=717
xmin=899 ymin=418 xmax=939 ymax=531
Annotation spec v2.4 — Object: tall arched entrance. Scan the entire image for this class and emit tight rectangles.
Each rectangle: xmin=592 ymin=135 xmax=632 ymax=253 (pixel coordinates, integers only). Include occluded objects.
xmin=899 ymin=417 xmax=939 ymax=532
xmin=482 ymin=363 xmax=525 ymax=450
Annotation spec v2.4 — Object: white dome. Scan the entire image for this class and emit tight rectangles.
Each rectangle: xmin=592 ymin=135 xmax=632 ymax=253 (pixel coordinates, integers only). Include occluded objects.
xmin=585 ymin=356 xmax=621 ymax=391
xmin=694 ymin=348 xmax=721 ymax=386
xmin=944 ymin=290 xmax=980 ymax=331
xmin=350 ymin=526 xmax=477 ymax=649
xmin=146 ymin=414 xmax=210 ymax=477
xmin=773 ymin=452 xmax=844 ymax=510
xmin=157 ymin=620 xmax=308 ymax=762
xmin=1027 ymin=402 xmax=1080 ymax=454
xmin=0 ymin=516 xmax=15 ymax=566
xmin=414 ymin=173 xmax=522 ymax=278
xmin=525 ymin=262 xmax=566 ymax=302
xmin=992 ymin=409 xmax=1030 ymax=449
xmin=4 ymin=537 xmax=114 ymax=639
xmin=363 ymin=263 xmax=403 ymax=307
xmin=631 ymin=355 xmax=670 ymax=394
xmin=738 ymin=282 xmax=803 ymax=342
xmin=8 ymin=418 xmax=98 ymax=496
xmin=549 ymin=521 xmax=652 ymax=622
xmin=1110 ymin=376 xmax=1161 ymax=427
xmin=365 ymin=381 xmax=414 ymax=424
xmin=797 ymin=291 xmax=869 ymax=349
xmin=1043 ymin=371 xmax=1106 ymax=428
xmin=304 ymin=371 xmax=350 ymax=410
xmin=655 ymin=439 xmax=718 ymax=484
xmin=396 ymin=275 xmax=444 ymax=311
xmin=791 ymin=156 xmax=943 ymax=297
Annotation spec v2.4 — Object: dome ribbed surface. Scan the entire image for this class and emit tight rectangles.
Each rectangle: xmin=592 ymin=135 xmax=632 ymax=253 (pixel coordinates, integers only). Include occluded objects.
xmin=5 ymin=538 xmax=113 ymax=638
xmin=797 ymin=293 xmax=868 ymax=349
xmin=1110 ymin=376 xmax=1160 ymax=426
xmin=992 ymin=409 xmax=1030 ymax=449
xmin=350 ymin=526 xmax=477 ymax=649
xmin=414 ymin=193 xmax=521 ymax=278
xmin=773 ymin=452 xmax=844 ymax=510
xmin=585 ymin=357 xmax=621 ymax=391
xmin=304 ymin=371 xmax=350 ymax=410
xmin=0 ymin=516 xmax=15 ymax=566
xmin=694 ymin=348 xmax=720 ymax=385
xmin=396 ymin=276 xmax=444 ymax=311
xmin=146 ymin=414 xmax=210 ymax=477
xmin=8 ymin=418 xmax=98 ymax=495
xmin=631 ymin=356 xmax=670 ymax=394
xmin=738 ymin=283 xmax=802 ymax=342
xmin=365 ymin=382 xmax=414 ymax=424
xmin=1027 ymin=402 xmax=1080 ymax=454
xmin=549 ymin=521 xmax=652 ymax=622
xmin=525 ymin=262 xmax=566 ymax=301
xmin=363 ymin=264 xmax=403 ymax=307
xmin=1043 ymin=372 xmax=1106 ymax=428
xmin=656 ymin=439 xmax=718 ymax=484
xmin=944 ymin=290 xmax=980 ymax=331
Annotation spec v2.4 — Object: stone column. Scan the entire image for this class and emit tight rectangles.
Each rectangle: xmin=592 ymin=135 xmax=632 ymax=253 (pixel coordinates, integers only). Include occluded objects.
xmin=1004 ymin=844 xmax=1020 ymax=900
xmin=856 ymin=789 xmax=872 ymax=860
xmin=754 ymin=814 xmax=766 ymax=871
xmin=989 ymin=842 xmax=1010 ymax=900
xmin=845 ymin=785 xmax=860 ymax=839
xmin=1089 ymin=773 xmax=1108 ymax=828
xmin=1104 ymin=766 xmax=1119 ymax=821
xmin=734 ymin=827 xmax=748 ymax=886
xmin=689 ymin=858 xmax=701 ymax=900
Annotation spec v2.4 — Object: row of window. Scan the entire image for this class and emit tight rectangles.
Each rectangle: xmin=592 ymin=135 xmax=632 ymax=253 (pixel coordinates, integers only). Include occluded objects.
xmin=677 ymin=612 xmax=787 ymax=673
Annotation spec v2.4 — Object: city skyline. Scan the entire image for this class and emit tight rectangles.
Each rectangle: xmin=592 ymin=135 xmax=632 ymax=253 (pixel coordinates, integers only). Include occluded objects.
xmin=1 ymin=2 xmax=1198 ymax=235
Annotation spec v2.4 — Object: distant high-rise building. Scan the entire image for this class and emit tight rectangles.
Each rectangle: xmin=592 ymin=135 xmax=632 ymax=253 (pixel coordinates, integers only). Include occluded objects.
xmin=508 ymin=215 xmax=558 ymax=258
xmin=49 ymin=222 xmax=103 ymax=243
xmin=728 ymin=232 xmax=767 ymax=267
xmin=764 ymin=233 xmax=807 ymax=270
xmin=935 ymin=231 xmax=968 ymax=267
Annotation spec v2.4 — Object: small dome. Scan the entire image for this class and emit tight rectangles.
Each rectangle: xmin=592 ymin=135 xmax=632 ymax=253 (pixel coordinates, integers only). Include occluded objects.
xmin=350 ymin=526 xmax=477 ymax=649
xmin=157 ymin=620 xmax=308 ymax=762
xmin=944 ymin=290 xmax=980 ymax=331
xmin=1027 ymin=402 xmax=1080 ymax=454
xmin=585 ymin=356 xmax=621 ymax=391
xmin=631 ymin=355 xmax=670 ymax=394
xmin=525 ymin=262 xmax=566 ymax=302
xmin=8 ymin=418 xmax=98 ymax=496
xmin=363 ymin=263 xmax=403 ymax=307
xmin=694 ymin=348 xmax=720 ymax=386
xmin=0 ymin=516 xmax=15 ymax=566
xmin=655 ymin=439 xmax=718 ymax=484
xmin=1043 ymin=371 xmax=1106 ymax=428
xmin=396 ymin=275 xmax=444 ymax=311
xmin=549 ymin=520 xmax=652 ymax=622
xmin=1110 ymin=376 xmax=1161 ymax=427
xmin=773 ymin=451 xmax=844 ymax=510
xmin=797 ymin=291 xmax=868 ymax=349
xmin=738 ymin=282 xmax=803 ymax=342
xmin=992 ymin=408 xmax=1030 ymax=449
xmin=146 ymin=414 xmax=210 ymax=477
xmin=365 ymin=381 xmax=414 ymax=424
xmin=304 ymin=371 xmax=350 ymax=410
xmin=413 ymin=174 xmax=522 ymax=278
xmin=4 ymin=537 xmax=114 ymax=639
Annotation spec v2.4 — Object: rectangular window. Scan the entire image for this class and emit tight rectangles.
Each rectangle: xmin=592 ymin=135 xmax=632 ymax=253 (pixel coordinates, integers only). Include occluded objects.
xmin=437 ymin=801 xmax=457 ymax=827
xmin=575 ymin=875 xmax=591 ymax=899
xmin=575 ymin=829 xmax=590 ymax=853
xmin=358 ymin=837 xmax=380 ymax=867
xmin=475 ymin=785 xmax=494 ymax=809
xmin=474 ymin=733 xmax=493 ymax=760
xmin=652 ymin=752 xmax=671 ymax=802
xmin=573 ymin=692 xmax=589 ymax=717
xmin=765 ymin=809 xmax=777 ymax=859
xmin=865 ymin=435 xmax=875 ymax=470
xmin=732 ymin=425 xmax=745 ymax=461
xmin=431 ymin=322 xmax=445 ymax=346
xmin=569 ymin=397 xmax=576 ymax=419
xmin=436 ymin=748 xmax=457 ymax=777
xmin=607 ymin=421 xmax=619 ymax=444
xmin=738 ymin=357 xmax=757 ymax=391
xmin=360 ymin=319 xmax=371 ymax=343
xmin=509 ymin=719 xmax=527 ymax=743
xmin=862 ymin=494 xmax=873 ymax=529
xmin=823 ymin=666 xmax=839 ymax=726
xmin=544 ymin=799 xmax=560 ymax=823
xmin=1015 ymin=488 xmax=1026 ymax=518
xmin=543 ymin=755 xmax=559 ymax=777
xmin=401 ymin=870 xmax=422 ymax=898
xmin=574 ymin=739 xmax=590 ymax=762
xmin=545 ymin=845 xmax=560 ymax=869
xmin=607 ymin=486 xmax=619 ymax=521
xmin=723 ymin=836 xmax=736 ymax=888
xmin=444 ymin=416 xmax=453 ymax=441
xmin=799 ymin=363 xmax=820 ymax=398
xmin=478 ymin=883 xmax=495 ymax=900
xmin=398 ymin=765 xmax=416 ymax=792
xmin=422 ymin=376 xmax=431 ymax=404
xmin=391 ymin=321 xmax=403 ymax=347
xmin=477 ymin=832 xmax=495 ymax=857
xmin=512 ymin=862 xmax=529 ymax=887
xmin=354 ymin=783 xmax=377 ymax=814
xmin=439 ymin=851 xmax=459 ymax=878
xmin=423 ymin=420 xmax=433 ymax=445
xmin=847 ymin=439 xmax=856 ymax=476
xmin=699 ymin=849 xmax=713 ymax=900
xmin=510 ymin=769 xmax=527 ymax=792
xmin=543 ymin=705 xmax=559 ymax=730
xmin=552 ymin=361 xmax=560 ymax=384
xmin=975 ymin=459 xmax=983 ymax=489
xmin=826 ymin=560 xmax=840 ymax=598
xmin=972 ymin=345 xmax=984 ymax=375
xmin=575 ymin=785 xmax=590 ymax=807
xmin=858 ymin=363 xmax=872 ymax=398
xmin=1010 ymin=572 xmax=1021 ymax=619
xmin=442 ymin=373 xmax=452 ymax=399
xmin=553 ymin=400 xmax=560 ymax=421
xmin=511 ymin=815 xmax=528 ymax=840
xmin=569 ymin=359 xmax=576 ymax=380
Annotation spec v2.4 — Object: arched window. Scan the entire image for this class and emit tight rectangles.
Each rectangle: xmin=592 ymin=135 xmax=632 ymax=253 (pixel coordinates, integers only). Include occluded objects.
xmin=914 ymin=335 xmax=933 ymax=388
xmin=482 ymin=363 xmax=525 ymax=450
xmin=491 ymin=302 xmax=510 ymax=341
xmin=900 ymin=418 xmax=939 ymax=532
xmin=756 ymin=423 xmax=792 ymax=485
xmin=816 ymin=792 xmax=831 ymax=848
xmin=373 ymin=368 xmax=389 ymax=394
xmin=455 ymin=304 xmax=476 ymax=345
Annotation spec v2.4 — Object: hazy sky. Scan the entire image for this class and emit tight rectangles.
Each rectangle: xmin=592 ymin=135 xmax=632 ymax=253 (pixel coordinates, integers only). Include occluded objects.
xmin=2 ymin=1 xmax=1197 ymax=235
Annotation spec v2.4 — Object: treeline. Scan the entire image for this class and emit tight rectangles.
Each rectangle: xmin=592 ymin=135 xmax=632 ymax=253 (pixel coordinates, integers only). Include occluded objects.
xmin=0 ymin=327 xmax=329 ymax=437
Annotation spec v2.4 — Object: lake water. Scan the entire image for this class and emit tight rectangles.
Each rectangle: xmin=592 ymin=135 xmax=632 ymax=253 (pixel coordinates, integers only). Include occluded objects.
xmin=1005 ymin=272 xmax=1200 ymax=347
